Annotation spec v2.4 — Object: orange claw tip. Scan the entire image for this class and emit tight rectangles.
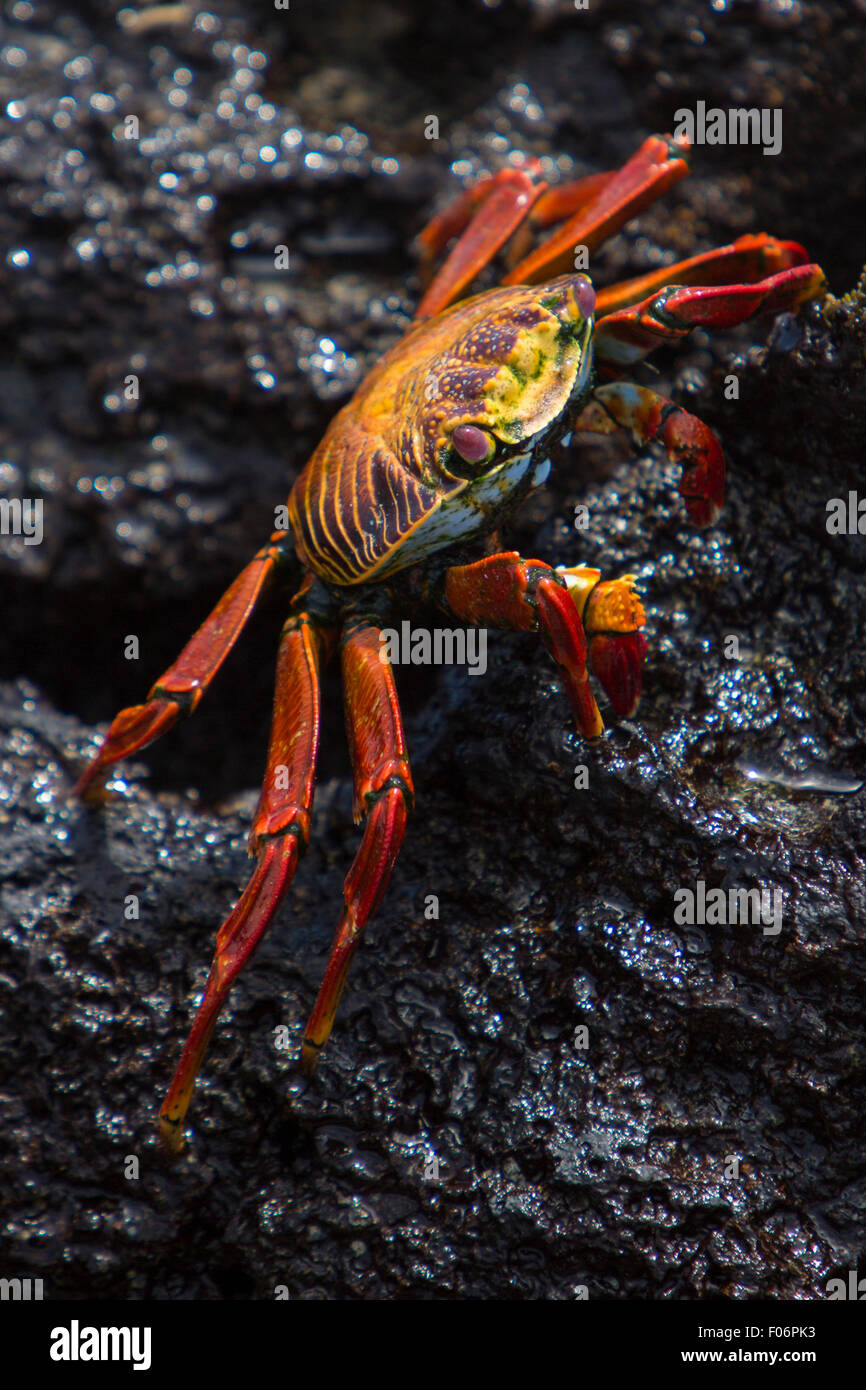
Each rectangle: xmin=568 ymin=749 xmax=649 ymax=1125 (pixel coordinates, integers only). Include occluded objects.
xmin=589 ymin=630 xmax=647 ymax=719
xmin=584 ymin=574 xmax=646 ymax=637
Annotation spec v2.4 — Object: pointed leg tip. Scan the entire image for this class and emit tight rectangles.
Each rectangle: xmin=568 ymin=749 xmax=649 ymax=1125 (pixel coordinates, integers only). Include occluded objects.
xmin=72 ymin=774 xmax=99 ymax=804
xmin=72 ymin=750 xmax=109 ymax=801
xmin=583 ymin=707 xmax=605 ymax=741
xmin=299 ymin=1039 xmax=321 ymax=1076
xmin=158 ymin=1110 xmax=187 ymax=1155
xmin=73 ymin=763 xmax=115 ymax=804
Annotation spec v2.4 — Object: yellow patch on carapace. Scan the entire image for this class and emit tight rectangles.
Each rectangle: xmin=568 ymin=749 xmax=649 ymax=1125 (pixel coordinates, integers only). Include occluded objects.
xmin=478 ymin=288 xmax=590 ymax=444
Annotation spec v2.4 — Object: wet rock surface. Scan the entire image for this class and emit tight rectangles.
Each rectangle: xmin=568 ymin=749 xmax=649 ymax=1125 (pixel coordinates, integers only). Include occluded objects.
xmin=1 ymin=0 xmax=864 ymax=1299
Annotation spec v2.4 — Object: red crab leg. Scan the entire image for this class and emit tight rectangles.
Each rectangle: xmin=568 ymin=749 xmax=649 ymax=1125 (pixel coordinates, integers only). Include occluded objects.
xmin=415 ymin=133 xmax=688 ymax=318
xmin=501 ymin=168 xmax=617 ymax=271
xmin=502 ymin=133 xmax=690 ymax=286
xmin=415 ymin=166 xmax=547 ymax=321
xmin=300 ymin=621 xmax=413 ymax=1072
xmin=158 ymin=602 xmax=334 ymax=1151
xmin=576 ymin=383 xmax=727 ymax=527
xmin=74 ymin=532 xmax=291 ymax=801
xmin=528 ymin=170 xmax=617 ymax=229
xmin=594 ymin=233 xmax=810 ymax=319
xmin=417 ymin=166 xmax=614 ymax=275
xmin=417 ymin=163 xmax=542 ymax=274
xmin=594 ymin=262 xmax=827 ymax=370
xmin=416 ymin=166 xmax=617 ymax=313
xmin=443 ymin=552 xmax=647 ymax=731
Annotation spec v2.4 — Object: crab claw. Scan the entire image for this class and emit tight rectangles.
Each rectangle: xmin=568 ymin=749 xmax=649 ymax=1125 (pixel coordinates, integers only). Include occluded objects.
xmin=558 ymin=568 xmax=648 ymax=717
xmin=586 ymin=629 xmax=648 ymax=717
xmin=663 ymin=408 xmax=726 ymax=528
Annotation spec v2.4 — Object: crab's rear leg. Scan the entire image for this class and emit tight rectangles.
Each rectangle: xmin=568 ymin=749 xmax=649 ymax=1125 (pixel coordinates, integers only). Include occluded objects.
xmin=415 ymin=133 xmax=689 ymax=321
xmin=158 ymin=601 xmax=335 ymax=1151
xmin=442 ymin=552 xmax=647 ymax=733
xmin=416 ymin=165 xmax=614 ymax=275
xmin=301 ymin=619 xmax=413 ymax=1072
xmin=416 ymin=165 xmax=618 ymax=313
xmin=74 ymin=532 xmax=291 ymax=801
xmin=414 ymin=166 xmax=547 ymax=321
xmin=502 ymin=133 xmax=690 ymax=287
xmin=416 ymin=165 xmax=543 ymax=280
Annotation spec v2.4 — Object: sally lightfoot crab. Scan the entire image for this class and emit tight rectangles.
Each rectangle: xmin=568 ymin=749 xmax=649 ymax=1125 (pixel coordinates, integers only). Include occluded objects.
xmin=74 ymin=133 xmax=826 ymax=1150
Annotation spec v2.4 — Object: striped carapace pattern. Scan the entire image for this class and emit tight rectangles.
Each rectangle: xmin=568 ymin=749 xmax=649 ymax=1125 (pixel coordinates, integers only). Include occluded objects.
xmin=288 ymin=276 xmax=594 ymax=585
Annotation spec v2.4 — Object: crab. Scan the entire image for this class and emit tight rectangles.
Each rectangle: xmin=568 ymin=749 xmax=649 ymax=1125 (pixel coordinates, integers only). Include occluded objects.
xmin=74 ymin=133 xmax=826 ymax=1150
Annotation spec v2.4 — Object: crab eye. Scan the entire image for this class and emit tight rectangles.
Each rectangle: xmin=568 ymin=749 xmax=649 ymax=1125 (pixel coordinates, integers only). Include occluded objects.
xmin=452 ymin=424 xmax=495 ymax=465
xmin=575 ymin=276 xmax=596 ymax=319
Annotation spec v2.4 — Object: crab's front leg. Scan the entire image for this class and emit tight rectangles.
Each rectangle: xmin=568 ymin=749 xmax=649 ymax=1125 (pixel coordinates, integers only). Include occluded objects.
xmin=576 ymin=382 xmax=726 ymax=527
xmin=442 ymin=552 xmax=647 ymax=732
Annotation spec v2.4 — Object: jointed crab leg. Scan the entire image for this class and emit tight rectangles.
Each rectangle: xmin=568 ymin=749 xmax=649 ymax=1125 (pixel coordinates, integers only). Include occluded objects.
xmin=417 ymin=166 xmax=616 ymax=280
xmin=593 ymin=232 xmax=810 ymax=318
xmin=576 ymin=383 xmax=727 ymax=527
xmin=594 ymin=262 xmax=827 ymax=370
xmin=501 ymin=168 xmax=618 ymax=275
xmin=158 ymin=603 xmax=334 ymax=1151
xmin=417 ymin=165 xmax=543 ymax=278
xmin=525 ymin=169 xmax=617 ymax=230
xmin=442 ymin=552 xmax=646 ymax=733
xmin=581 ymin=257 xmax=827 ymax=524
xmin=503 ymin=133 xmax=690 ymax=286
xmin=74 ymin=532 xmax=291 ymax=801
xmin=415 ymin=133 xmax=689 ymax=320
xmin=300 ymin=620 xmax=413 ymax=1072
xmin=415 ymin=166 xmax=546 ymax=321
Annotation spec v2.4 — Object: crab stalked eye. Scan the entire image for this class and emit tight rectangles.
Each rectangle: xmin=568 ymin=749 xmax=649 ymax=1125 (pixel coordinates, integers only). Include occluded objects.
xmin=575 ymin=275 xmax=596 ymax=319
xmin=452 ymin=424 xmax=495 ymax=465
